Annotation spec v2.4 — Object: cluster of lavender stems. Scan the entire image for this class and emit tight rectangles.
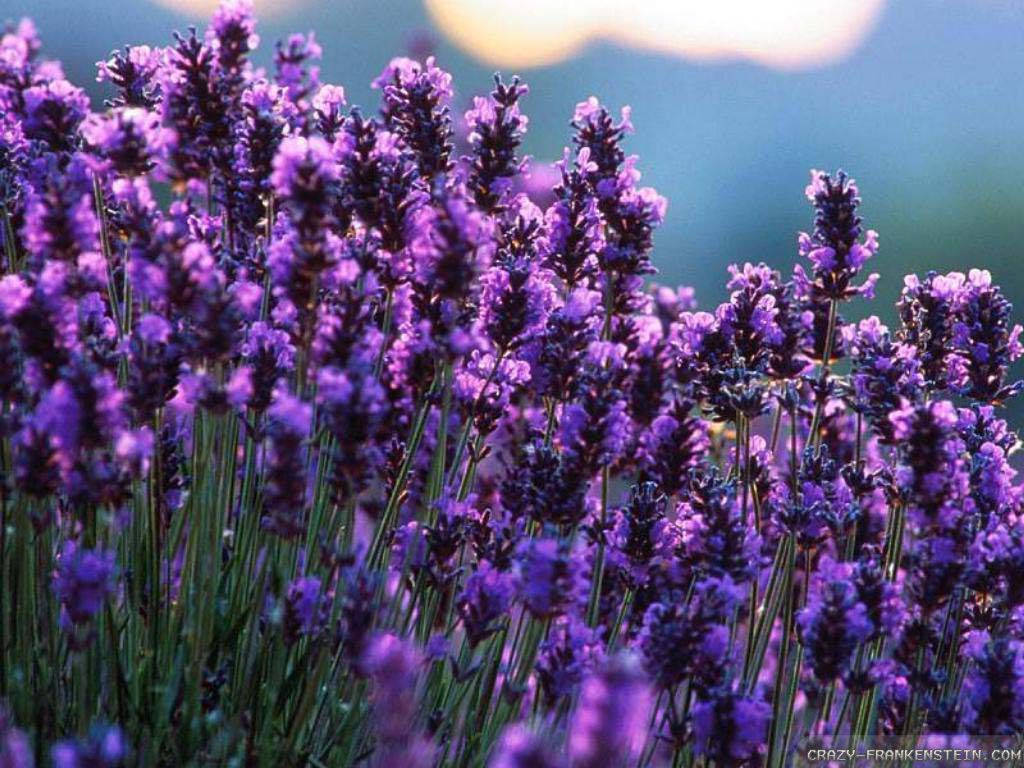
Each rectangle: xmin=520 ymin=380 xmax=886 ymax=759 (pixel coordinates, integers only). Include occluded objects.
xmin=2 ymin=3 xmax=1024 ymax=766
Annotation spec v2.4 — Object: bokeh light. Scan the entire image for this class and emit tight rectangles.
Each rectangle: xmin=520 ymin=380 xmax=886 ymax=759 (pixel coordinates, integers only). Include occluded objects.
xmin=424 ymin=0 xmax=887 ymax=70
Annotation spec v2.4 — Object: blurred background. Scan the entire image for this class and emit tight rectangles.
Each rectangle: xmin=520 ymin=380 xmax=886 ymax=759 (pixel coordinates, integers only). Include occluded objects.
xmin=5 ymin=0 xmax=1024 ymax=318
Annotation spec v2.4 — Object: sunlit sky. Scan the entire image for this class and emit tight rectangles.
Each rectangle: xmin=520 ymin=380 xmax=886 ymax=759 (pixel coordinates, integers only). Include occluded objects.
xmin=147 ymin=0 xmax=888 ymax=71
xmin=423 ymin=0 xmax=887 ymax=70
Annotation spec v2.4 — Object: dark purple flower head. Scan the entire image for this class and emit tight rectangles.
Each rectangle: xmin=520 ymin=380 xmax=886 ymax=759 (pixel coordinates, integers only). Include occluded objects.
xmin=671 ymin=308 xmax=770 ymax=422
xmin=359 ymin=633 xmax=432 ymax=768
xmin=514 ymin=537 xmax=579 ymax=618
xmin=852 ymin=548 xmax=906 ymax=640
xmin=501 ymin=438 xmax=590 ymax=528
xmin=959 ymin=634 xmax=1024 ymax=735
xmin=535 ymin=614 xmax=604 ymax=704
xmin=528 ymin=287 xmax=602 ymax=398
xmin=0 ymin=705 xmax=32 ymax=768
xmin=312 ymin=83 xmax=346 ymax=140
xmin=81 ymin=107 xmax=168 ymax=176
xmin=53 ymin=541 xmax=117 ymax=626
xmin=335 ymin=111 xmax=425 ymax=262
xmin=274 ymin=32 xmax=321 ymax=106
xmin=260 ymin=392 xmax=310 ymax=539
xmin=568 ymin=653 xmax=652 ymax=768
xmin=796 ymin=169 xmax=879 ymax=302
xmin=411 ymin=187 xmax=494 ymax=297
xmin=159 ymin=27 xmax=233 ymax=184
xmin=373 ymin=56 xmax=453 ymax=179
xmin=540 ymin=149 xmax=605 ymax=288
xmin=22 ymin=78 xmax=89 ymax=152
xmin=318 ymin=362 xmax=388 ymax=499
xmin=570 ymin=97 xmax=631 ymax=183
xmin=52 ymin=725 xmax=127 ymax=768
xmin=846 ymin=316 xmax=923 ymax=443
xmin=897 ymin=270 xmax=965 ymax=391
xmin=207 ymin=0 xmax=259 ymax=79
xmin=232 ymin=80 xmax=296 ymax=219
xmin=559 ymin=348 xmax=631 ymax=474
xmin=636 ymin=401 xmax=710 ymax=498
xmin=489 ymin=725 xmax=560 ymax=768
xmin=718 ymin=262 xmax=785 ymax=368
xmin=96 ymin=45 xmax=164 ymax=108
xmin=271 ymin=134 xmax=339 ymax=207
xmin=457 ymin=560 xmax=514 ymax=646
xmin=464 ymin=74 xmax=529 ymax=212
xmin=950 ymin=269 xmax=1023 ymax=403
xmin=409 ymin=187 xmax=494 ymax=356
xmin=777 ymin=444 xmax=855 ymax=547
xmin=283 ymin=576 xmax=329 ymax=645
xmin=0 ymin=112 xmax=28 ymax=209
xmin=269 ymin=135 xmax=341 ymax=334
xmin=890 ymin=399 xmax=970 ymax=528
xmin=478 ymin=199 xmax=556 ymax=352
xmin=965 ymin=511 xmax=1024 ymax=610
xmin=638 ymin=575 xmax=740 ymax=692
xmin=957 ymin=404 xmax=1019 ymax=456
xmin=608 ymin=482 xmax=668 ymax=591
xmin=797 ymin=557 xmax=872 ymax=684
xmin=234 ymin=321 xmax=292 ymax=412
xmin=21 ymin=153 xmax=100 ymax=273
xmin=669 ymin=468 xmax=760 ymax=582
xmin=691 ymin=688 xmax=770 ymax=767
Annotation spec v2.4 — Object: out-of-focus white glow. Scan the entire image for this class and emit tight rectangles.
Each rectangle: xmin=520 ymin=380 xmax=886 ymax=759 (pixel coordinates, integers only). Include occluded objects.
xmin=424 ymin=0 xmax=888 ymax=70
xmin=148 ymin=0 xmax=302 ymax=18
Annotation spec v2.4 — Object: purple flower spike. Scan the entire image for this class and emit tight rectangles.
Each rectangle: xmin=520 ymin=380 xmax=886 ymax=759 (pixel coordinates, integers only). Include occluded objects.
xmin=0 ymin=706 xmax=32 ymax=768
xmin=489 ymin=725 xmax=560 ymax=768
xmin=457 ymin=560 xmax=515 ymax=647
xmin=374 ymin=55 xmax=453 ymax=179
xmin=464 ymin=74 xmax=529 ymax=212
xmin=22 ymin=79 xmax=90 ymax=152
xmin=797 ymin=557 xmax=873 ymax=684
xmin=568 ymin=653 xmax=652 ymax=768
xmin=283 ymin=576 xmax=329 ymax=645
xmin=52 ymin=724 xmax=127 ymax=768
xmin=796 ymin=169 xmax=879 ymax=302
xmin=53 ymin=541 xmax=117 ymax=626
xmin=692 ymin=688 xmax=770 ymax=767
xmin=360 ymin=633 xmax=432 ymax=768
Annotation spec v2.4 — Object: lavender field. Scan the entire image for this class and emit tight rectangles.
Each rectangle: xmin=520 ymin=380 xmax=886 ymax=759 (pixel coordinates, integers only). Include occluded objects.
xmin=1 ymin=1 xmax=1023 ymax=766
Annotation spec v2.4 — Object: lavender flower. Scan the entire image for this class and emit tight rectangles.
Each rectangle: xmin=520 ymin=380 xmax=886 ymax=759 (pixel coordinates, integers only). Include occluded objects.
xmin=53 ymin=542 xmax=116 ymax=627
xmin=464 ymin=75 xmax=529 ymax=212
xmin=959 ymin=634 xmax=1024 ymax=735
xmin=691 ymin=689 xmax=770 ymax=767
xmin=950 ymin=269 xmax=1023 ymax=402
xmin=535 ymin=615 xmax=604 ymax=704
xmin=514 ymin=537 xmax=579 ymax=619
xmin=846 ymin=316 xmax=923 ymax=443
xmin=638 ymin=575 xmax=740 ymax=693
xmin=282 ymin=576 xmax=328 ymax=645
xmin=489 ymin=725 xmax=560 ymax=768
xmin=96 ymin=46 xmax=164 ymax=108
xmin=568 ymin=653 xmax=652 ymax=768
xmin=797 ymin=557 xmax=872 ymax=684
xmin=360 ymin=633 xmax=432 ymax=768
xmin=51 ymin=725 xmax=127 ymax=768
xmin=0 ymin=707 xmax=32 ymax=768
xmin=457 ymin=560 xmax=515 ymax=646
xmin=373 ymin=56 xmax=453 ymax=179
xmin=260 ymin=392 xmax=310 ymax=538
xmin=796 ymin=169 xmax=879 ymax=302
xmin=22 ymin=79 xmax=89 ymax=152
